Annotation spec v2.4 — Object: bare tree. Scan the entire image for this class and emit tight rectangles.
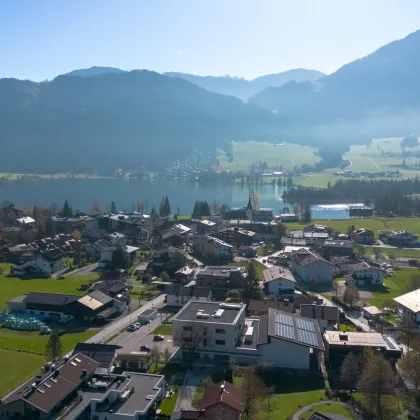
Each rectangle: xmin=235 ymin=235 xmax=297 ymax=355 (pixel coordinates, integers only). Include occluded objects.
xmin=150 ymin=345 xmax=161 ymax=371
xmin=343 ymin=285 xmax=360 ymax=307
xmin=340 ymin=352 xmax=362 ymax=393
xmin=241 ymin=366 xmax=267 ymax=420
xmin=163 ymin=347 xmax=171 ymax=364
xmin=173 ymin=322 xmax=208 ymax=365
xmin=358 ymin=354 xmax=395 ymax=419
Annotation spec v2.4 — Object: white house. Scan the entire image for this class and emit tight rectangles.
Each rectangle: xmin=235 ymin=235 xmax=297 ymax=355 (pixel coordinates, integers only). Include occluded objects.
xmin=258 ymin=308 xmax=324 ymax=370
xmin=291 ymin=249 xmax=334 ymax=285
xmin=107 ymin=232 xmax=127 ymax=246
xmin=17 ymin=216 xmax=36 ymax=227
xmin=394 ymin=288 xmax=420 ymax=330
xmin=164 ymin=285 xmax=212 ymax=307
xmin=191 ymin=236 xmax=234 ymax=260
xmin=32 ymin=248 xmax=64 ymax=275
xmin=345 ymin=262 xmax=385 ymax=287
xmin=262 ymin=266 xmax=297 ymax=298
xmin=87 ymin=239 xmax=112 ymax=258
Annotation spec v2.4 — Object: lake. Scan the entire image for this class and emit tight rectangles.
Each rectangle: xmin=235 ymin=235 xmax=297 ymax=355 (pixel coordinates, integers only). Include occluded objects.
xmin=0 ymin=178 xmax=355 ymax=219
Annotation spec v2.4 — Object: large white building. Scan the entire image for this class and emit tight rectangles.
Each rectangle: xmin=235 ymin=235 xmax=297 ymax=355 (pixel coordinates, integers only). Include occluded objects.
xmin=291 ymin=249 xmax=334 ymax=285
xmin=394 ymin=288 xmax=420 ymax=330
xmin=32 ymin=248 xmax=64 ymax=275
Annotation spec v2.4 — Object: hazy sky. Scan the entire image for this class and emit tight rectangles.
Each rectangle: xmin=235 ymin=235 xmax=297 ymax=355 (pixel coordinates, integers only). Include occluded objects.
xmin=1 ymin=0 xmax=420 ymax=81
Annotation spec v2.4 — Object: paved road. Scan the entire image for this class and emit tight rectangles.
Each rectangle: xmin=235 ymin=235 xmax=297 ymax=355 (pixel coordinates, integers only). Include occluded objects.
xmin=85 ymin=294 xmax=166 ymax=344
xmin=52 ymin=262 xmax=99 ymax=278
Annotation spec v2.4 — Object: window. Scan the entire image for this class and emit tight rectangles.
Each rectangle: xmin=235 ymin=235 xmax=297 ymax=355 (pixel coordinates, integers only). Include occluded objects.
xmin=203 ymin=339 xmax=207 ymax=347
xmin=215 ymin=328 xmax=225 ymax=334
xmin=183 ymin=326 xmax=192 ymax=332
xmin=215 ymin=340 xmax=225 ymax=345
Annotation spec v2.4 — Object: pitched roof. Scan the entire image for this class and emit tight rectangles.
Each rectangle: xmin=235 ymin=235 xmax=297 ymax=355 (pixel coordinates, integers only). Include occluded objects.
xmin=200 ymin=381 xmax=244 ymax=412
xmin=291 ymin=249 xmax=334 ymax=267
xmin=1 ymin=353 xmax=98 ymax=413
xmin=248 ymin=299 xmax=293 ymax=314
xmin=73 ymin=343 xmax=120 ymax=368
xmin=267 ymin=308 xmax=325 ymax=351
xmin=300 ymin=304 xmax=339 ymax=322
xmin=163 ymin=284 xmax=211 ymax=298
xmin=263 ymin=266 xmax=296 ymax=284
xmin=394 ymin=288 xmax=420 ymax=313
xmin=23 ymin=292 xmax=79 ymax=307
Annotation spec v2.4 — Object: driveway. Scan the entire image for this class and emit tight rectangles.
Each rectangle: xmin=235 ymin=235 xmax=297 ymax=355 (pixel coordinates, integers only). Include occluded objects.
xmin=85 ymin=294 xmax=166 ymax=344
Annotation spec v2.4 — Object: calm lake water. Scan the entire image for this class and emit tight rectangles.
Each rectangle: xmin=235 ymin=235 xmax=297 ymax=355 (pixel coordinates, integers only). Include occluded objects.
xmin=0 ymin=178 xmax=354 ymax=219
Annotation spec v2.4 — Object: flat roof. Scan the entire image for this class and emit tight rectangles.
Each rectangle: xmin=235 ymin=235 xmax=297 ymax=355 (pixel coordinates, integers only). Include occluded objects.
xmin=362 ymin=306 xmax=382 ymax=316
xmin=394 ymin=288 xmax=420 ymax=313
xmin=139 ymin=308 xmax=157 ymax=316
xmin=173 ymin=301 xmax=245 ymax=324
xmin=197 ymin=266 xmax=245 ymax=278
xmin=116 ymin=373 xmax=163 ymax=415
xmin=324 ymin=331 xmax=389 ymax=348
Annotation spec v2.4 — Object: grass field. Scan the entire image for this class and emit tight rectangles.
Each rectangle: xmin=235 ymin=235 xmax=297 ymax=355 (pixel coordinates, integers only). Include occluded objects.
xmin=0 ymin=263 xmax=97 ymax=310
xmin=363 ymin=246 xmax=420 ymax=258
xmin=152 ymin=324 xmax=173 ymax=335
xmin=227 ymin=260 xmax=265 ymax=280
xmin=217 ymin=141 xmax=320 ymax=172
xmin=282 ymin=217 xmax=420 ymax=237
xmin=0 ymin=328 xmax=96 ymax=354
xmin=300 ymin=403 xmax=354 ymax=419
xmin=366 ymin=269 xmax=412 ymax=308
xmin=0 ymin=349 xmax=44 ymax=398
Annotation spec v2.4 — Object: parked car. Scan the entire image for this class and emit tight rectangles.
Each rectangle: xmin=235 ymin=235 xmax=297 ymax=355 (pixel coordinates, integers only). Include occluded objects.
xmin=153 ymin=335 xmax=165 ymax=341
xmin=127 ymin=326 xmax=136 ymax=332
xmin=140 ymin=345 xmax=151 ymax=352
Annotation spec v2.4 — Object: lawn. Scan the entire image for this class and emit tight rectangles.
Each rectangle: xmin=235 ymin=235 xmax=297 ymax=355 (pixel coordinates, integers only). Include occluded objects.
xmin=0 ymin=263 xmax=97 ymax=310
xmin=300 ymin=402 xmax=354 ymax=419
xmin=0 ymin=328 xmax=96 ymax=354
xmin=363 ymin=246 xmax=420 ymax=259
xmin=159 ymin=391 xmax=179 ymax=416
xmin=0 ymin=349 xmax=44 ymax=398
xmin=217 ymin=141 xmax=320 ymax=172
xmin=366 ymin=269 xmax=412 ymax=308
xmin=152 ymin=324 xmax=173 ymax=335
xmin=227 ymin=260 xmax=265 ymax=280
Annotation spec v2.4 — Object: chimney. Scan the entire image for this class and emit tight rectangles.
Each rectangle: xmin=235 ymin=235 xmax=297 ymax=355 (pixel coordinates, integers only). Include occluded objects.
xmin=82 ymin=369 xmax=87 ymax=377
xmin=220 ymin=383 xmax=225 ymax=394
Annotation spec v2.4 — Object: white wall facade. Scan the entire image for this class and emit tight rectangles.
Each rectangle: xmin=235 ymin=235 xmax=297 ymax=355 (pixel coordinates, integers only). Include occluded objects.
xmin=32 ymin=255 xmax=63 ymax=275
xmin=292 ymin=260 xmax=333 ymax=285
xmin=266 ymin=278 xmax=296 ymax=297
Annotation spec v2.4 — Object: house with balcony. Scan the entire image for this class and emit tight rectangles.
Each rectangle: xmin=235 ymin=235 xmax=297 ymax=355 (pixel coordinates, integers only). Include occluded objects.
xmin=353 ymin=228 xmax=374 ymax=245
xmin=344 ymin=262 xmax=385 ymax=287
xmin=394 ymin=288 xmax=420 ymax=330
xmin=291 ymin=249 xmax=334 ymax=286
xmin=262 ymin=266 xmax=297 ymax=299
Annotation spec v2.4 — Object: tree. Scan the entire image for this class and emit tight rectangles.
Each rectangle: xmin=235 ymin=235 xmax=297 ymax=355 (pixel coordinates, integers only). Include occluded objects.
xmin=343 ymin=285 xmax=360 ymax=307
xmin=92 ymin=201 xmax=101 ymax=213
xmin=302 ymin=203 xmax=312 ymax=223
xmin=138 ymin=201 xmax=145 ymax=213
xmin=242 ymin=261 xmax=263 ymax=301
xmin=274 ymin=222 xmax=287 ymax=240
xmin=159 ymin=197 xmax=165 ymax=217
xmin=45 ymin=330 xmax=63 ymax=361
xmin=160 ymin=271 xmax=170 ymax=282
xmin=150 ymin=227 xmax=163 ymax=250
xmin=355 ymin=244 xmax=365 ymax=257
xmin=72 ymin=229 xmax=81 ymax=241
xmin=61 ymin=200 xmax=72 ymax=217
xmin=150 ymin=345 xmax=161 ymax=371
xmin=224 ymin=365 xmax=234 ymax=383
xmin=150 ymin=207 xmax=158 ymax=222
xmin=357 ymin=354 xmax=395 ymax=419
xmin=163 ymin=347 xmax=171 ymax=364
xmin=373 ymin=247 xmax=382 ymax=261
xmin=110 ymin=201 xmax=117 ymax=213
xmin=400 ymin=341 xmax=420 ymax=392
xmin=112 ymin=246 xmax=130 ymax=269
xmin=173 ymin=323 xmax=207 ymax=365
xmin=340 ymin=352 xmax=362 ymax=392
xmin=166 ymin=251 xmax=187 ymax=275
xmin=241 ymin=366 xmax=267 ymax=420
xmin=164 ymin=196 xmax=171 ymax=216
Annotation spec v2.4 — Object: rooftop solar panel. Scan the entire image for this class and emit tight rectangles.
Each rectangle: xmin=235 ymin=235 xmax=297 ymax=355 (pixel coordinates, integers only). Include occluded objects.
xmin=275 ymin=324 xmax=295 ymax=340
xmin=296 ymin=317 xmax=315 ymax=332
xmin=297 ymin=329 xmax=318 ymax=347
xmin=383 ymin=336 xmax=397 ymax=350
xmin=276 ymin=312 xmax=293 ymax=326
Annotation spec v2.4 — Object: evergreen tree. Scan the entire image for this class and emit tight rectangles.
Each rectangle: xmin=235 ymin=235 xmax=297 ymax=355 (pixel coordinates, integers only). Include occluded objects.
xmin=110 ymin=201 xmax=117 ymax=213
xmin=159 ymin=197 xmax=166 ymax=217
xmin=224 ymin=365 xmax=234 ymax=383
xmin=242 ymin=261 xmax=263 ymax=301
xmin=202 ymin=200 xmax=211 ymax=216
xmin=45 ymin=330 xmax=63 ymax=361
xmin=192 ymin=201 xmax=199 ymax=218
xmin=112 ymin=245 xmax=130 ymax=269
xmin=61 ymin=200 xmax=72 ymax=217
xmin=150 ymin=207 xmax=158 ymax=222
xmin=164 ymin=196 xmax=171 ymax=216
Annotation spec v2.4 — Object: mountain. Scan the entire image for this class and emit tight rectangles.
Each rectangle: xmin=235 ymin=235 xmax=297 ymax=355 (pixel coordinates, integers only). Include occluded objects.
xmin=65 ymin=66 xmax=124 ymax=77
xmin=0 ymin=71 xmax=282 ymax=174
xmin=249 ymin=30 xmax=420 ymax=141
xmin=164 ymin=69 xmax=325 ymax=101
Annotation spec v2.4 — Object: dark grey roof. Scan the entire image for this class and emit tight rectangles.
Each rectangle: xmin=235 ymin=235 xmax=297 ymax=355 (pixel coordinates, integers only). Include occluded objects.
xmin=300 ymin=304 xmax=339 ymax=322
xmin=174 ymin=301 xmax=245 ymax=324
xmin=163 ymin=284 xmax=211 ymax=298
xmin=40 ymin=248 xmax=64 ymax=262
xmin=73 ymin=343 xmax=120 ymax=368
xmin=267 ymin=308 xmax=325 ymax=351
xmin=248 ymin=299 xmax=293 ymax=314
xmin=24 ymin=292 xmax=79 ymax=307
xmin=308 ymin=412 xmax=351 ymax=420
xmin=86 ymin=290 xmax=113 ymax=305
xmin=197 ymin=266 xmax=245 ymax=278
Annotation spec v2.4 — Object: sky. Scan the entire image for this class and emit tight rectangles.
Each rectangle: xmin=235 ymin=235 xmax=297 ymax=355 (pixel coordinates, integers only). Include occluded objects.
xmin=1 ymin=0 xmax=420 ymax=81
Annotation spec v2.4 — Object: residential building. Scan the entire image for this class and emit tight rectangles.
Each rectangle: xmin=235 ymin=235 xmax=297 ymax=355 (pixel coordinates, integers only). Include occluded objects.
xmin=196 ymin=219 xmax=218 ymax=234
xmin=247 ymin=299 xmax=293 ymax=316
xmin=195 ymin=266 xmax=247 ymax=296
xmin=86 ymin=239 xmax=112 ymax=258
xmin=32 ymin=248 xmax=64 ymax=275
xmin=17 ymin=216 xmax=36 ymax=227
xmin=162 ymin=230 xmax=185 ymax=248
xmin=191 ymin=236 xmax=234 ymax=260
xmin=164 ymin=284 xmax=212 ymax=307
xmin=223 ymin=206 xmax=252 ymax=221
xmin=175 ymin=266 xmax=195 ymax=284
xmin=172 ymin=301 xmax=248 ymax=360
xmin=0 ymin=204 xmax=23 ymax=225
xmin=361 ymin=305 xmax=382 ymax=320
xmin=299 ymin=304 xmax=339 ymax=331
xmin=210 ymin=227 xmax=256 ymax=247
xmin=353 ymin=228 xmax=374 ymax=245
xmin=345 ymin=262 xmax=385 ymax=286
xmin=394 ymin=288 xmax=420 ymax=330
xmin=66 ymin=290 xmax=117 ymax=321
xmin=72 ymin=343 xmax=120 ymax=375
xmin=199 ymin=380 xmax=244 ymax=420
xmin=379 ymin=230 xmax=419 ymax=246
xmin=321 ymin=240 xmax=354 ymax=257
xmin=0 ymin=353 xmax=98 ymax=420
xmin=279 ymin=213 xmax=298 ymax=223
xmin=106 ymin=232 xmax=127 ymax=247
xmin=323 ymin=331 xmax=401 ymax=366
xmin=253 ymin=208 xmax=274 ymax=222
xmin=303 ymin=224 xmax=332 ymax=234
xmin=238 ymin=246 xmax=257 ymax=258
xmin=291 ymin=249 xmax=334 ymax=286
xmin=262 ymin=266 xmax=297 ymax=298
xmin=148 ymin=247 xmax=177 ymax=275
xmin=257 ymin=309 xmax=325 ymax=370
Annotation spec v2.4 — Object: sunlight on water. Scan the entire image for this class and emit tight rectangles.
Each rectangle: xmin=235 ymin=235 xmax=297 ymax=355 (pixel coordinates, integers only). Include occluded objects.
xmin=311 ymin=203 xmax=364 ymax=211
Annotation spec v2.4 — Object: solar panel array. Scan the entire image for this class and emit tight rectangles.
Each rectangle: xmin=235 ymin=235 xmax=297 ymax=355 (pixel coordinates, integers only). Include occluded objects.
xmin=274 ymin=312 xmax=320 ymax=348
xmin=383 ymin=336 xmax=397 ymax=350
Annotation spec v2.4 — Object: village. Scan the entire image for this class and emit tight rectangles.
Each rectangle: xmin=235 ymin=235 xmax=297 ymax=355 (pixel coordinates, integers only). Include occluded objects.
xmin=0 ymin=198 xmax=420 ymax=420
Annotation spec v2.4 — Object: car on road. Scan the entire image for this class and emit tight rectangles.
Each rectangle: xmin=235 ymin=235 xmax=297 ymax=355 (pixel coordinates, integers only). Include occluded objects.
xmin=127 ymin=324 xmax=139 ymax=332
xmin=140 ymin=345 xmax=151 ymax=352
xmin=153 ymin=335 xmax=165 ymax=341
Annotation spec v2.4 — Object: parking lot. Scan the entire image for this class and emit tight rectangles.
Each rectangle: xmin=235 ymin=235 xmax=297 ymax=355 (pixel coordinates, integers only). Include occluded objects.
xmin=111 ymin=309 xmax=176 ymax=355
